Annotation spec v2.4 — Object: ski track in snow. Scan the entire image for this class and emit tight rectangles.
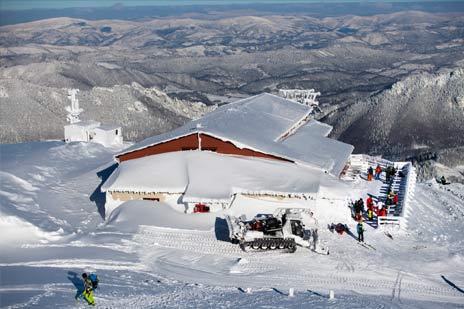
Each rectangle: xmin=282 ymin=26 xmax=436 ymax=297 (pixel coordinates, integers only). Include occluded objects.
xmin=128 ymin=225 xmax=463 ymax=303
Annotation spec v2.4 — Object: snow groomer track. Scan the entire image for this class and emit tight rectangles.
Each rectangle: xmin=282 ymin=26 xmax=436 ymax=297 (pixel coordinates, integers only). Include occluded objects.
xmin=134 ymin=226 xmax=245 ymax=256
xmin=133 ymin=226 xmax=463 ymax=303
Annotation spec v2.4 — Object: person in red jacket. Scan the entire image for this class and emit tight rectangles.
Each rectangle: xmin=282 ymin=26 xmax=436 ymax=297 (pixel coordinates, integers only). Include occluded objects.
xmin=375 ymin=164 xmax=382 ymax=180
xmin=366 ymin=196 xmax=374 ymax=208
xmin=366 ymin=196 xmax=375 ymax=220
xmin=378 ymin=206 xmax=387 ymax=217
xmin=392 ymin=193 xmax=399 ymax=205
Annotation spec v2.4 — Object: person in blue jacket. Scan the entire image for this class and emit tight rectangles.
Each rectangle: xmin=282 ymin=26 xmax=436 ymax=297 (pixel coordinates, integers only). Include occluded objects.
xmin=357 ymin=221 xmax=365 ymax=243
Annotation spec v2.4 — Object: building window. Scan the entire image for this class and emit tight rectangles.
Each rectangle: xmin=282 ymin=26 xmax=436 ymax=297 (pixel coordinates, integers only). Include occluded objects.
xmin=115 ymin=129 xmax=118 ymax=135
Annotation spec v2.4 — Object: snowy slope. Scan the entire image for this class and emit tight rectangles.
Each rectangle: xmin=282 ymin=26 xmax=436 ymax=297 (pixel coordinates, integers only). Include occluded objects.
xmin=1 ymin=141 xmax=464 ymax=308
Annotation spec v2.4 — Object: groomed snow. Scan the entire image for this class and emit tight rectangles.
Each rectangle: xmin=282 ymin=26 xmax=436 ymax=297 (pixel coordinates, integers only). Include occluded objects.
xmin=1 ymin=142 xmax=464 ymax=308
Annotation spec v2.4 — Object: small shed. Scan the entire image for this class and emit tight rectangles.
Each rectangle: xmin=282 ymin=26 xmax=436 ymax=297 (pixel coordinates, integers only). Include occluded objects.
xmin=63 ymin=88 xmax=123 ymax=147
xmin=93 ymin=125 xmax=123 ymax=147
xmin=64 ymin=120 xmax=100 ymax=143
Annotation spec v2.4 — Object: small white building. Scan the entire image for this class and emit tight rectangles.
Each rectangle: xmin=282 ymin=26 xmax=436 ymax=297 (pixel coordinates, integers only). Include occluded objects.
xmin=64 ymin=120 xmax=100 ymax=143
xmin=93 ymin=125 xmax=123 ymax=146
xmin=64 ymin=121 xmax=123 ymax=147
xmin=63 ymin=89 xmax=123 ymax=147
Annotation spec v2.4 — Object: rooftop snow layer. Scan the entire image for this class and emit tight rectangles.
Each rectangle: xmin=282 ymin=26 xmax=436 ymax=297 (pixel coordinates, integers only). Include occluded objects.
xmin=95 ymin=125 xmax=121 ymax=131
xmin=299 ymin=120 xmax=333 ymax=137
xmin=103 ymin=151 xmax=326 ymax=202
xmin=67 ymin=120 xmax=101 ymax=128
xmin=282 ymin=125 xmax=354 ymax=177
xmin=116 ymin=93 xmax=353 ymax=175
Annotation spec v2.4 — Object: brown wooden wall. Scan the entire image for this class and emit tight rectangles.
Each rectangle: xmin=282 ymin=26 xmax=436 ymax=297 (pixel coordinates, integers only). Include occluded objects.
xmin=117 ymin=132 xmax=292 ymax=163
xmin=199 ymin=134 xmax=292 ymax=162
xmin=118 ymin=133 xmax=199 ymax=162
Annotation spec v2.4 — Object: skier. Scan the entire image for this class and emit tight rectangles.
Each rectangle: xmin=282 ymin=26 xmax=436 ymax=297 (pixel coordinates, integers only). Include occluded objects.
xmin=367 ymin=166 xmax=374 ymax=181
xmin=354 ymin=198 xmax=364 ymax=221
xmin=385 ymin=166 xmax=392 ymax=183
xmin=386 ymin=189 xmax=394 ymax=205
xmin=378 ymin=205 xmax=387 ymax=217
xmin=366 ymin=196 xmax=374 ymax=208
xmin=312 ymin=228 xmax=319 ymax=251
xmin=375 ymin=164 xmax=382 ymax=180
xmin=357 ymin=221 xmax=365 ymax=242
xmin=392 ymin=192 xmax=399 ymax=205
xmin=391 ymin=165 xmax=397 ymax=177
xmin=440 ymin=176 xmax=447 ymax=185
xmin=366 ymin=197 xmax=375 ymax=220
xmin=80 ymin=273 xmax=95 ymax=306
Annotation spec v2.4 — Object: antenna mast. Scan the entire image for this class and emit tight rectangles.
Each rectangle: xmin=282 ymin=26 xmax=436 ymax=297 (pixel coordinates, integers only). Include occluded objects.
xmin=65 ymin=89 xmax=83 ymax=124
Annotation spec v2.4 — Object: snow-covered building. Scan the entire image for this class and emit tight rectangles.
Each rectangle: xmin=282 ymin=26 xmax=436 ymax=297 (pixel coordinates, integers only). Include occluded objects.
xmin=64 ymin=122 xmax=123 ymax=146
xmin=102 ymin=93 xmax=354 ymax=216
xmin=63 ymin=89 xmax=123 ymax=147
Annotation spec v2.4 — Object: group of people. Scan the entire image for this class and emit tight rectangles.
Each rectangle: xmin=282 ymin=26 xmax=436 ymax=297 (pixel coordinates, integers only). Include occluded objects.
xmin=385 ymin=165 xmax=397 ymax=183
xmin=331 ymin=220 xmax=365 ymax=243
xmin=353 ymin=196 xmax=389 ymax=221
xmin=76 ymin=273 xmax=99 ymax=306
xmin=386 ymin=189 xmax=399 ymax=206
xmin=367 ymin=165 xmax=383 ymax=181
xmin=367 ymin=164 xmax=398 ymax=183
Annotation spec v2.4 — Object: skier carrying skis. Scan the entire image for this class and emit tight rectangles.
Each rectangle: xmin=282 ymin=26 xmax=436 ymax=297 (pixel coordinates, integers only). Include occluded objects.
xmin=80 ymin=273 xmax=96 ymax=306
xmin=357 ymin=221 xmax=365 ymax=243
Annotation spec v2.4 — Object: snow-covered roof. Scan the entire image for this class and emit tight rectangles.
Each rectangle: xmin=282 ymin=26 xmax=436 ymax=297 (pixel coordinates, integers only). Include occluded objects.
xmin=299 ymin=120 xmax=333 ymax=137
xmin=67 ymin=120 xmax=101 ymax=128
xmin=116 ymin=93 xmax=353 ymax=175
xmin=103 ymin=151 xmax=327 ymax=203
xmin=95 ymin=125 xmax=121 ymax=131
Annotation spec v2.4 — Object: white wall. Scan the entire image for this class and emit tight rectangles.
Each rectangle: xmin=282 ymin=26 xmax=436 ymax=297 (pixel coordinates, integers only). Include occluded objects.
xmin=93 ymin=128 xmax=123 ymax=147
xmin=64 ymin=125 xmax=89 ymax=142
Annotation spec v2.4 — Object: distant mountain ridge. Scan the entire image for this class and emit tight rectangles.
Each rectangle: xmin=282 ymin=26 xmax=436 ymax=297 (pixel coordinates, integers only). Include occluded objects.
xmin=325 ymin=68 xmax=464 ymax=162
xmin=1 ymin=11 xmax=463 ymax=162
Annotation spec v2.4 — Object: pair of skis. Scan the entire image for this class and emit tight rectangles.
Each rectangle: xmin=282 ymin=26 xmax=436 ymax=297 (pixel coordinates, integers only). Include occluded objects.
xmin=357 ymin=241 xmax=376 ymax=250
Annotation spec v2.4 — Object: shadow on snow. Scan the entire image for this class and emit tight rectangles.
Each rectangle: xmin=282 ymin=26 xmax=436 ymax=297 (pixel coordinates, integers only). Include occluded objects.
xmin=90 ymin=163 xmax=118 ymax=220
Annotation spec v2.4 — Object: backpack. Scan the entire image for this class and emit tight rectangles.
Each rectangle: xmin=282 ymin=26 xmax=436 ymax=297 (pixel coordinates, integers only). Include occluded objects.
xmin=357 ymin=223 xmax=364 ymax=233
xmin=89 ymin=274 xmax=99 ymax=289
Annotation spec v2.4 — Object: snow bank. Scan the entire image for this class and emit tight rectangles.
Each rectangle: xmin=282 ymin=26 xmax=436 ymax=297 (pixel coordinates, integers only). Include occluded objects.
xmin=105 ymin=200 xmax=217 ymax=232
xmin=0 ymin=212 xmax=62 ymax=247
xmin=102 ymin=151 xmax=188 ymax=193
xmin=103 ymin=151 xmax=326 ymax=203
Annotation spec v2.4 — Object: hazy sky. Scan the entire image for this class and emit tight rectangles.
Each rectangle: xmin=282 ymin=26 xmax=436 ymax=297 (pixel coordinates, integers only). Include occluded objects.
xmin=0 ymin=0 xmax=455 ymax=11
